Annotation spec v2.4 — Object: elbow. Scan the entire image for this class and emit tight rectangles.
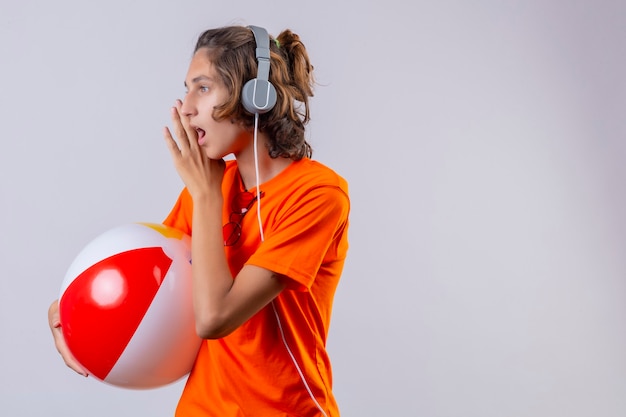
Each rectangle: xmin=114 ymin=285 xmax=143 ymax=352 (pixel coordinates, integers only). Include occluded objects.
xmin=194 ymin=312 xmax=235 ymax=340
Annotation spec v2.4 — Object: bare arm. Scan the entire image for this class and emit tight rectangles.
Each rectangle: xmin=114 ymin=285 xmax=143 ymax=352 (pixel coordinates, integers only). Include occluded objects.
xmin=164 ymin=101 xmax=285 ymax=339
xmin=190 ymin=194 xmax=285 ymax=338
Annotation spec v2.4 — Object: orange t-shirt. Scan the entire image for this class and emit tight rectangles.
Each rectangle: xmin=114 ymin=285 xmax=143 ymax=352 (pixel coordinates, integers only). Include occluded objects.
xmin=163 ymin=158 xmax=350 ymax=417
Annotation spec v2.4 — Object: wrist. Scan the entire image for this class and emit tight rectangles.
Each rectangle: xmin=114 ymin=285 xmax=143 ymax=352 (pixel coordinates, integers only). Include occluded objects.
xmin=192 ymin=189 xmax=223 ymax=206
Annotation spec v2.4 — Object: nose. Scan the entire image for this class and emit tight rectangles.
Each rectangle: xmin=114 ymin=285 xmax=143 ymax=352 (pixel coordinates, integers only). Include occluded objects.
xmin=180 ymin=94 xmax=196 ymax=117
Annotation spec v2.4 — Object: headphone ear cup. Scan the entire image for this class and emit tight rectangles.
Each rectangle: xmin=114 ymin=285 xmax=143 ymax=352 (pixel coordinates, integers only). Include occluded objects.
xmin=242 ymin=78 xmax=277 ymax=114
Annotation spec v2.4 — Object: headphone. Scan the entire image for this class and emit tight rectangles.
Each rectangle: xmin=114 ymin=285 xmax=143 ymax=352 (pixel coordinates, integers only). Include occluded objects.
xmin=242 ymin=25 xmax=277 ymax=115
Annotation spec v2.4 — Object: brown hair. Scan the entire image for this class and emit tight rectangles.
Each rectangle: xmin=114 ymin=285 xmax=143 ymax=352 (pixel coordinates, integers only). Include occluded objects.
xmin=193 ymin=25 xmax=315 ymax=160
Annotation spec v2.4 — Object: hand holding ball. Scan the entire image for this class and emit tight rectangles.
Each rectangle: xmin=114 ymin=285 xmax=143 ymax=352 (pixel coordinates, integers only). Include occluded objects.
xmin=58 ymin=223 xmax=201 ymax=389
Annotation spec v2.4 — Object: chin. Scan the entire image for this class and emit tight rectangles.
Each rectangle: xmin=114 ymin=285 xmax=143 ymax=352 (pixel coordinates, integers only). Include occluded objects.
xmin=203 ymin=147 xmax=228 ymax=160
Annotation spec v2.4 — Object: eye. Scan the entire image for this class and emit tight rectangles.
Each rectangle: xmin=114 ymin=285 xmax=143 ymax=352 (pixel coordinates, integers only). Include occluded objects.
xmin=199 ymin=86 xmax=209 ymax=93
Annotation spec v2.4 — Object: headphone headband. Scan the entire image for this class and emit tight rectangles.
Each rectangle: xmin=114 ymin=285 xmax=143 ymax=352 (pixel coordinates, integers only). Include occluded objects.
xmin=249 ymin=26 xmax=271 ymax=82
xmin=241 ymin=25 xmax=277 ymax=114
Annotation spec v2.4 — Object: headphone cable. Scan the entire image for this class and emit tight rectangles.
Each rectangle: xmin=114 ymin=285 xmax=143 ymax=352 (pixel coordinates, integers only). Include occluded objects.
xmin=253 ymin=113 xmax=264 ymax=242
xmin=252 ymin=113 xmax=328 ymax=417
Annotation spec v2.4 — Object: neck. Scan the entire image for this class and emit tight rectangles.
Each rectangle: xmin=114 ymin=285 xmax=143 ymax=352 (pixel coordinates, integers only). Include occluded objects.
xmin=235 ymin=131 xmax=292 ymax=190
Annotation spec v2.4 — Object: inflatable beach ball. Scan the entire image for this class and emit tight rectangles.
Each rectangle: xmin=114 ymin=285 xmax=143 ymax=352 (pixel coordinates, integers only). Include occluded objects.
xmin=58 ymin=222 xmax=202 ymax=389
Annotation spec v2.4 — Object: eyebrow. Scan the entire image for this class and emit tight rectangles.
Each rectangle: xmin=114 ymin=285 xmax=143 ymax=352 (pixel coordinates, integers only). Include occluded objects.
xmin=184 ymin=75 xmax=213 ymax=88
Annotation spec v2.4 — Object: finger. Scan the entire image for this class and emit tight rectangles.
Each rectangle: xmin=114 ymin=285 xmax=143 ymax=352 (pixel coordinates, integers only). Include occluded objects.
xmin=163 ymin=126 xmax=182 ymax=159
xmin=174 ymin=99 xmax=190 ymax=133
xmin=170 ymin=106 xmax=191 ymax=154
xmin=174 ymin=101 xmax=200 ymax=152
xmin=63 ymin=351 xmax=89 ymax=376
xmin=52 ymin=326 xmax=89 ymax=376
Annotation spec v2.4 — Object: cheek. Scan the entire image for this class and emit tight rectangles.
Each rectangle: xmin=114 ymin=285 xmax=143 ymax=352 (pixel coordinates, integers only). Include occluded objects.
xmin=197 ymin=103 xmax=215 ymax=121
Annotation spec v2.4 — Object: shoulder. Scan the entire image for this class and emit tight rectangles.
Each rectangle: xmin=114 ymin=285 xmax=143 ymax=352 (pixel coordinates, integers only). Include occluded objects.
xmin=163 ymin=187 xmax=194 ymax=235
xmin=267 ymin=158 xmax=350 ymax=223
xmin=284 ymin=158 xmax=349 ymax=196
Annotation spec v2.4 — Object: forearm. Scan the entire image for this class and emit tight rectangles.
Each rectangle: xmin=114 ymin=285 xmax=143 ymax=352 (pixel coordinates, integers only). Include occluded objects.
xmin=190 ymin=192 xmax=234 ymax=338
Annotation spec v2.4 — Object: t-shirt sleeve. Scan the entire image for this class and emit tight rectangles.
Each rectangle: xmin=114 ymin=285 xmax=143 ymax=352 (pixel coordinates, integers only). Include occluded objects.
xmin=246 ymin=185 xmax=350 ymax=291
xmin=163 ymin=188 xmax=193 ymax=236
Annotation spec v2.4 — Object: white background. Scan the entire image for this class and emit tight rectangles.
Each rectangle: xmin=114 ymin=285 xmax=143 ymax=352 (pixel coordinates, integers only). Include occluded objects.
xmin=1 ymin=0 xmax=625 ymax=416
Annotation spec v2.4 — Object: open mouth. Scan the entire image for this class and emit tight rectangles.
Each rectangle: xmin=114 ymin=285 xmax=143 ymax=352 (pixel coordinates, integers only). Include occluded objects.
xmin=196 ymin=128 xmax=206 ymax=145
